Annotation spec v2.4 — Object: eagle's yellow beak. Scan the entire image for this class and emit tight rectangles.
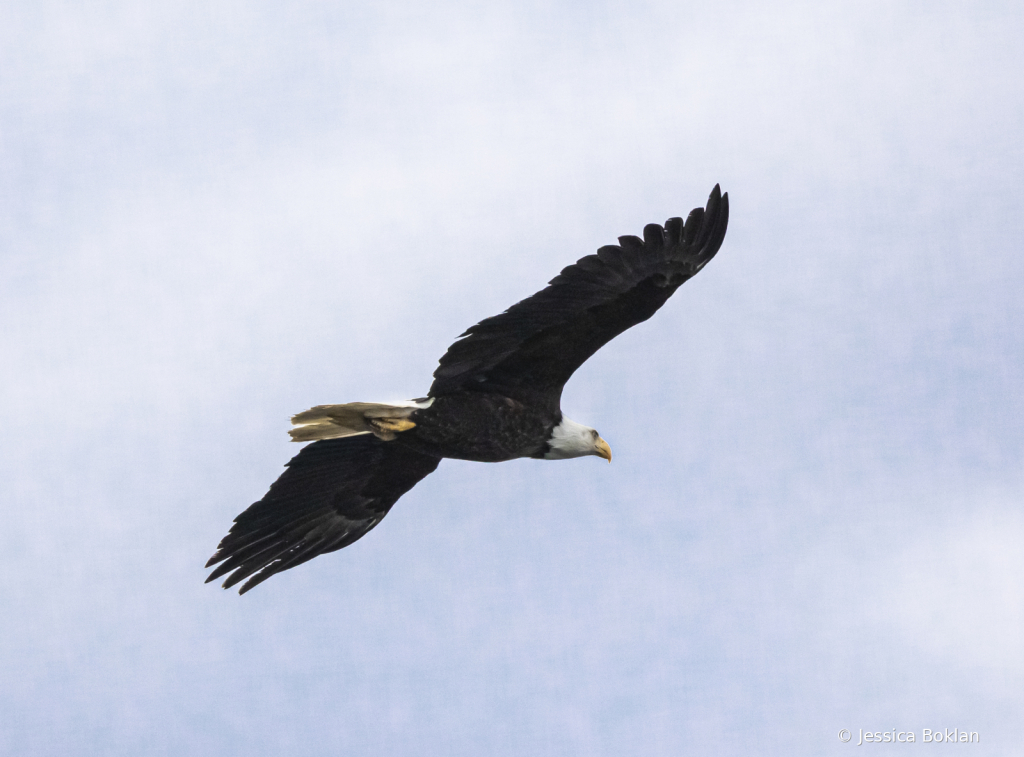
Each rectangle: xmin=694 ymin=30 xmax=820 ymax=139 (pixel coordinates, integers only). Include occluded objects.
xmin=595 ymin=437 xmax=612 ymax=463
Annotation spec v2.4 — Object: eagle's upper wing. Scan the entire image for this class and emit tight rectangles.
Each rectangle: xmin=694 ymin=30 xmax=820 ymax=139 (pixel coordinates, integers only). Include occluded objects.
xmin=205 ymin=435 xmax=441 ymax=594
xmin=428 ymin=185 xmax=729 ymax=406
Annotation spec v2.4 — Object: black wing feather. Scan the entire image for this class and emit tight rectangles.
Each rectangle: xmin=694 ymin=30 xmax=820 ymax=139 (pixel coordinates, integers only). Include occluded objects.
xmin=428 ymin=185 xmax=729 ymax=405
xmin=205 ymin=435 xmax=441 ymax=593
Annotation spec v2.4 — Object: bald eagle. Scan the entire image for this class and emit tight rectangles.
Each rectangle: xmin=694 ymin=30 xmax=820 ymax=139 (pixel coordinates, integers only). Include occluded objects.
xmin=207 ymin=185 xmax=729 ymax=593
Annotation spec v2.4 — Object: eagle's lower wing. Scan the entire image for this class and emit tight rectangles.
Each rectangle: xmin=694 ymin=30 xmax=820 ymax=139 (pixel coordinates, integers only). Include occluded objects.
xmin=428 ymin=185 xmax=729 ymax=405
xmin=206 ymin=435 xmax=441 ymax=594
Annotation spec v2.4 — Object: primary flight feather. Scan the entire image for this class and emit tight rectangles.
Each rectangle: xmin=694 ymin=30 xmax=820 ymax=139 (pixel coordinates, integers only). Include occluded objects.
xmin=207 ymin=185 xmax=729 ymax=593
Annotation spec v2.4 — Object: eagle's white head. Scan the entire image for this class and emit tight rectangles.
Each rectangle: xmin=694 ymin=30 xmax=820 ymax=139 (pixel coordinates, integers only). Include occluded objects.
xmin=543 ymin=416 xmax=612 ymax=462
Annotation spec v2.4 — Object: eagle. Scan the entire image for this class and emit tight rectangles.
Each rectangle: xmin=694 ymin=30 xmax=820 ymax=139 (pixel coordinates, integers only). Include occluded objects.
xmin=206 ymin=185 xmax=729 ymax=593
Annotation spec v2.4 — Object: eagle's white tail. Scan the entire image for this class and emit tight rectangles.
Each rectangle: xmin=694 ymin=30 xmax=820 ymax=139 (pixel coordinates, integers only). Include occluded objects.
xmin=289 ymin=398 xmax=434 ymax=442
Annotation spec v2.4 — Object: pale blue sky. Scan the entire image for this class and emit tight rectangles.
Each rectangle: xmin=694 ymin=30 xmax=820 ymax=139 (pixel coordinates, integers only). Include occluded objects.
xmin=2 ymin=1 xmax=1022 ymax=754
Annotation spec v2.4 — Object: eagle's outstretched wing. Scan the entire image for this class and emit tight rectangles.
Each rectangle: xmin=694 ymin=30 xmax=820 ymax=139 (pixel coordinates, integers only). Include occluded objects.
xmin=206 ymin=435 xmax=441 ymax=594
xmin=429 ymin=185 xmax=729 ymax=407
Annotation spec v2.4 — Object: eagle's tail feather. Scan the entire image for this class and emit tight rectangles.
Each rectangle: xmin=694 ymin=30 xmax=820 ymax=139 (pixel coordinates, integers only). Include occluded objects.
xmin=289 ymin=398 xmax=433 ymax=442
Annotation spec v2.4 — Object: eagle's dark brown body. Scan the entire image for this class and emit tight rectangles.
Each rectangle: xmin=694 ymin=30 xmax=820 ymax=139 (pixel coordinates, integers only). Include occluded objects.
xmin=404 ymin=393 xmax=559 ymax=462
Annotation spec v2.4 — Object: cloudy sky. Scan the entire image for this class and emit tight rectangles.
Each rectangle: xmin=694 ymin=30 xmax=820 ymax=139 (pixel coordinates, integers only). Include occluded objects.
xmin=2 ymin=1 xmax=1022 ymax=754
